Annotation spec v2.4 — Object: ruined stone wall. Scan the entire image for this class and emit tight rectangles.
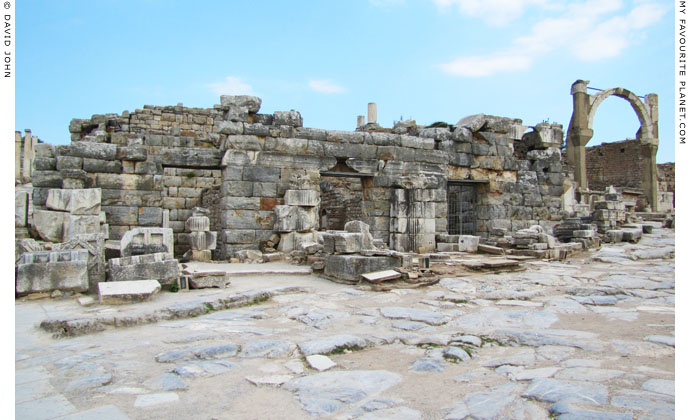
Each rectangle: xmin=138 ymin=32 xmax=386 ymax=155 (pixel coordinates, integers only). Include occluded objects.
xmin=657 ymin=163 xmax=675 ymax=195
xmin=585 ymin=140 xmax=645 ymax=191
xmin=319 ymin=177 xmax=363 ymax=230
xmin=35 ymin=97 xmax=566 ymax=255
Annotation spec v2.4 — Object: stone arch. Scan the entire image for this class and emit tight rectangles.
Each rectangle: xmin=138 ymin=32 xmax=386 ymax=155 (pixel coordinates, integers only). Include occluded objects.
xmin=565 ymin=80 xmax=659 ymax=211
xmin=586 ymin=88 xmax=654 ymax=141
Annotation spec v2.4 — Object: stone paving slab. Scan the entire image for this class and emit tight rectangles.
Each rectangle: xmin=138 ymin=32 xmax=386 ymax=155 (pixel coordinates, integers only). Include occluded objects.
xmin=15 ymin=394 xmax=77 ymax=420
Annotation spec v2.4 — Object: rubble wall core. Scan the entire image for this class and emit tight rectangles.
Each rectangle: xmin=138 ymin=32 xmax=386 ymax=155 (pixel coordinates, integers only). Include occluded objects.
xmin=29 ymin=96 xmax=567 ymax=255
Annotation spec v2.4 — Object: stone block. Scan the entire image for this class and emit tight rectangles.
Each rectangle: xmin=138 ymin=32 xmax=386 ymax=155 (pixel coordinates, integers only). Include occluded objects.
xmin=59 ymin=142 xmax=118 ymax=161
xmin=56 ymin=155 xmax=83 ymax=170
xmin=253 ymin=182 xmax=277 ymax=197
xmin=572 ymin=230 xmax=596 ymax=238
xmin=284 ymin=189 xmax=320 ymax=206
xmin=64 ymin=214 xmax=101 ymax=241
xmin=604 ymin=230 xmax=624 ymax=243
xmin=33 ymin=157 xmax=57 ymax=171
xmin=32 ymin=170 xmax=63 ymax=188
xmin=32 ymin=210 xmax=69 ymax=242
xmin=46 ymin=188 xmax=102 ymax=215
xmin=458 ymin=235 xmax=480 ymax=252
xmin=189 ymin=231 xmax=217 ymax=251
xmin=108 ymin=252 xmax=180 ymax=286
xmin=16 ymin=250 xmax=89 ymax=295
xmin=224 ymin=229 xmax=256 ymax=244
xmin=216 ymin=121 xmax=244 ymax=135
xmin=224 ymin=135 xmax=262 ymax=151
xmin=273 ymin=110 xmax=303 ymax=127
xmin=186 ymin=271 xmax=229 ymax=289
xmin=277 ymin=231 xmax=318 ymax=253
xmin=437 ymin=243 xmax=459 ymax=252
xmin=15 ymin=191 xmax=29 ymax=227
xmin=83 ymin=158 xmax=122 ymax=174
xmin=274 ymin=205 xmax=318 ymax=232
xmin=220 ymin=95 xmax=262 ymax=112
xmin=103 ymin=206 xmax=139 ymax=225
xmin=116 ymin=145 xmax=148 ymax=161
xmin=324 ymin=255 xmax=401 ymax=283
xmin=120 ymin=227 xmax=174 ymax=257
xmin=98 ymin=280 xmax=161 ymax=304
xmin=621 ymin=228 xmax=642 ymax=242
xmin=138 ymin=207 xmax=163 ymax=226
xmin=185 ymin=215 xmax=211 ymax=232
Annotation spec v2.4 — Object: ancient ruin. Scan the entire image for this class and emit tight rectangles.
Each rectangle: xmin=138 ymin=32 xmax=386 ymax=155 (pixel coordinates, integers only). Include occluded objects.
xmin=14 ymin=80 xmax=675 ymax=419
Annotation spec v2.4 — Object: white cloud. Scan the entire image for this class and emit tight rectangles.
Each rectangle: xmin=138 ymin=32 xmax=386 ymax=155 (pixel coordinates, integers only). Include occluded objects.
xmin=308 ymin=79 xmax=347 ymax=94
xmin=206 ymin=76 xmax=255 ymax=96
xmin=439 ymin=0 xmax=666 ymax=77
xmin=432 ymin=0 xmax=555 ymax=26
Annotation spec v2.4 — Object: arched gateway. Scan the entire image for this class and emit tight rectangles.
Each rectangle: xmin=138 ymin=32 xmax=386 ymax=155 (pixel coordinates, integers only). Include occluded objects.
xmin=565 ymin=80 xmax=660 ymax=211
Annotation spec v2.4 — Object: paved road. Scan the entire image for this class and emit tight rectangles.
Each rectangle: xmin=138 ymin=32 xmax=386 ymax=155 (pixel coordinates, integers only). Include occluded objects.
xmin=15 ymin=228 xmax=675 ymax=419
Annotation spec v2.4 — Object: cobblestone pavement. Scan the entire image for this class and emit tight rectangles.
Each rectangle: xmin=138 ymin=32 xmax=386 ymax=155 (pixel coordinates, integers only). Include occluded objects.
xmin=15 ymin=228 xmax=674 ymax=419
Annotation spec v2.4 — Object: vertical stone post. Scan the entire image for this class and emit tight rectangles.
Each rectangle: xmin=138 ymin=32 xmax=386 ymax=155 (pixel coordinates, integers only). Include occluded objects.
xmin=22 ymin=129 xmax=33 ymax=182
xmin=367 ymin=103 xmax=377 ymax=124
xmin=640 ymin=141 xmax=659 ymax=212
xmin=357 ymin=115 xmax=365 ymax=129
xmin=565 ymin=81 xmax=593 ymax=190
xmin=15 ymin=131 xmax=22 ymax=182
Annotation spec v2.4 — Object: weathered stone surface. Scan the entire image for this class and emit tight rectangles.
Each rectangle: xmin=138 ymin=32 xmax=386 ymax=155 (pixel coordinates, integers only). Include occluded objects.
xmin=32 ymin=210 xmax=68 ymax=242
xmin=153 ymin=147 xmax=222 ymax=168
xmin=98 ymin=280 xmax=161 ymax=304
xmin=121 ymin=227 xmax=174 ymax=257
xmin=380 ymin=307 xmax=449 ymax=325
xmin=273 ymin=205 xmax=318 ymax=232
xmin=282 ymin=370 xmax=401 ymax=417
xmin=238 ymin=340 xmax=296 ymax=358
xmin=15 ymin=191 xmax=29 ymax=227
xmin=306 ymin=354 xmax=337 ymax=371
xmin=16 ymin=250 xmax=89 ymax=295
xmin=63 ymin=214 xmax=101 ymax=241
xmin=143 ymin=373 xmax=187 ymax=391
xmin=273 ymin=110 xmax=303 ymax=127
xmin=410 ymin=357 xmax=445 ymax=372
xmin=284 ymin=189 xmax=320 ymax=206
xmin=189 ymin=231 xmax=217 ymax=251
xmin=324 ymin=255 xmax=401 ymax=283
xmin=186 ymin=271 xmax=227 ymax=289
xmin=58 ymin=142 xmax=118 ymax=161
xmin=46 ymin=189 xmax=102 ymax=215
xmin=108 ymin=252 xmax=180 ymax=286
xmin=298 ymin=335 xmax=367 ymax=356
xmin=220 ymin=95 xmax=261 ymax=112
xmin=458 ymin=235 xmax=479 ymax=252
xmin=522 ymin=378 xmax=608 ymax=404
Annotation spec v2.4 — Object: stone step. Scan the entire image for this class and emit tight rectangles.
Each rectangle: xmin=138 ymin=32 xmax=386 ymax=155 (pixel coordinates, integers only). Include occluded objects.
xmin=437 ymin=242 xmax=459 ymax=252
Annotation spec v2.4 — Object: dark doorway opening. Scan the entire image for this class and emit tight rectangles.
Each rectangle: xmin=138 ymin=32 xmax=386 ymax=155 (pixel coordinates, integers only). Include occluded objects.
xmin=447 ymin=182 xmax=477 ymax=235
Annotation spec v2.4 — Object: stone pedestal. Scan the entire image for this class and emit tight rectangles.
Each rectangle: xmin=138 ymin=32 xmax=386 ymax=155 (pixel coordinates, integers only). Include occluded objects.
xmin=184 ymin=208 xmax=217 ymax=262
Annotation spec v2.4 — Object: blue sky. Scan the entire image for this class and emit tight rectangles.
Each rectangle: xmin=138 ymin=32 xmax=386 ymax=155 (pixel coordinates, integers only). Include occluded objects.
xmin=15 ymin=0 xmax=674 ymax=163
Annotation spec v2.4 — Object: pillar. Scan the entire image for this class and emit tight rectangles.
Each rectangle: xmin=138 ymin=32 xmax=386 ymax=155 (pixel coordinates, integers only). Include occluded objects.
xmin=367 ymin=103 xmax=377 ymax=124
xmin=22 ymin=129 xmax=32 ymax=181
xmin=357 ymin=115 xmax=365 ymax=129
xmin=565 ymin=81 xmax=592 ymax=190
xmin=640 ymin=141 xmax=659 ymax=212
xmin=15 ymin=131 xmax=22 ymax=182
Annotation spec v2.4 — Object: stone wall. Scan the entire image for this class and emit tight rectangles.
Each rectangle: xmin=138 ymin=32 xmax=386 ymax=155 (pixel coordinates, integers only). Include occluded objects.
xmin=585 ymin=139 xmax=645 ymax=191
xmin=36 ymin=97 xmax=567 ymax=255
xmin=319 ymin=177 xmax=363 ymax=230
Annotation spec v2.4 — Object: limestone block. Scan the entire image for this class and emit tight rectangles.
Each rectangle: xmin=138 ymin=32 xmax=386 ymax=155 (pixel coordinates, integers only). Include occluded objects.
xmin=15 ymin=191 xmax=29 ymax=227
xmin=153 ymin=147 xmax=222 ymax=168
xmin=108 ymin=252 xmax=180 ymax=286
xmin=458 ymin=235 xmax=480 ymax=252
xmin=324 ymin=255 xmax=401 ymax=283
xmin=16 ymin=250 xmax=89 ymax=295
xmin=221 ymin=210 xmax=275 ymax=230
xmin=56 ymin=155 xmax=83 ymax=170
xmin=33 ymin=157 xmax=57 ymax=171
xmin=621 ymin=229 xmax=642 ymax=242
xmin=120 ymin=227 xmax=174 ymax=257
xmin=189 ymin=231 xmax=217 ymax=251
xmin=273 ymin=110 xmax=303 ymax=127
xmin=32 ymin=170 xmax=63 ymax=188
xmin=604 ymin=230 xmax=624 ymax=243
xmin=223 ymin=135 xmax=262 ymax=151
xmin=186 ymin=271 xmax=229 ymax=289
xmin=98 ymin=280 xmax=161 ymax=305
xmin=46 ymin=188 xmax=102 ymax=215
xmin=216 ymin=121 xmax=244 ymax=135
xmin=185 ymin=215 xmax=211 ymax=232
xmin=274 ymin=205 xmax=318 ymax=232
xmin=116 ymin=145 xmax=148 ymax=161
xmin=15 ymin=238 xmax=43 ymax=264
xmin=224 ymin=229 xmax=256 ymax=244
xmin=64 ymin=214 xmax=101 ymax=241
xmin=138 ymin=207 xmax=163 ymax=226
xmin=189 ymin=250 xmax=212 ymax=262
xmin=220 ymin=95 xmax=262 ymax=112
xmin=277 ymin=231 xmax=318 ymax=253
xmin=59 ymin=142 xmax=118 ymax=161
xmin=32 ymin=210 xmax=69 ymax=242
xmin=284 ymin=190 xmax=320 ymax=206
